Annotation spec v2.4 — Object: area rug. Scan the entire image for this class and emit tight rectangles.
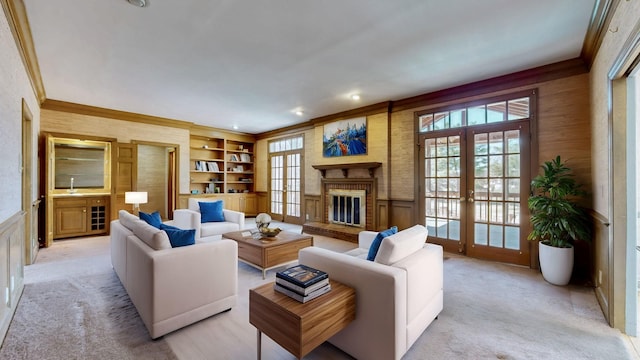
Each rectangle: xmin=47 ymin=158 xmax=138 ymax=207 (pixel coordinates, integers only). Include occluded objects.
xmin=0 ymin=272 xmax=177 ymax=360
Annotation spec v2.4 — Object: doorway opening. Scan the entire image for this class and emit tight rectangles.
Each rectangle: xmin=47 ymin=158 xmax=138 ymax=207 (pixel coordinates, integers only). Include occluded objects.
xmin=134 ymin=142 xmax=178 ymax=220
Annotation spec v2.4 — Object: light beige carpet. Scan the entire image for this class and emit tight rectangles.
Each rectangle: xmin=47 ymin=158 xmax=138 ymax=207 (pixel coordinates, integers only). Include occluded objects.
xmin=1 ymin=229 xmax=638 ymax=360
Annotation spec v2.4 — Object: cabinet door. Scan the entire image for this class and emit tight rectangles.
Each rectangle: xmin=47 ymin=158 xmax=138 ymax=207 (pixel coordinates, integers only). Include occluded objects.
xmin=241 ymin=194 xmax=257 ymax=216
xmin=55 ymin=206 xmax=87 ymax=237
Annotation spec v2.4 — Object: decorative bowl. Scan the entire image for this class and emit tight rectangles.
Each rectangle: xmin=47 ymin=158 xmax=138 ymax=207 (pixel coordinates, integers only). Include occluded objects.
xmin=259 ymin=227 xmax=281 ymax=237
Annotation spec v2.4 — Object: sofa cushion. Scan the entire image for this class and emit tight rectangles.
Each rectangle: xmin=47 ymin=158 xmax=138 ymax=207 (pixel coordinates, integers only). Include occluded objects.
xmin=201 ymin=222 xmax=240 ymax=237
xmin=139 ymin=211 xmax=162 ymax=228
xmin=375 ymin=225 xmax=428 ymax=265
xmin=366 ymin=226 xmax=398 ymax=261
xmin=199 ymin=201 xmax=225 ymax=223
xmin=129 ymin=219 xmax=172 ymax=250
xmin=119 ymin=210 xmax=139 ymax=230
xmin=163 ymin=227 xmax=196 ymax=248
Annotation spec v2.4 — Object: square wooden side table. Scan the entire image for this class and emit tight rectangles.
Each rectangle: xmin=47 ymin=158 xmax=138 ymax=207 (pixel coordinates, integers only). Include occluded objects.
xmin=249 ymin=279 xmax=356 ymax=359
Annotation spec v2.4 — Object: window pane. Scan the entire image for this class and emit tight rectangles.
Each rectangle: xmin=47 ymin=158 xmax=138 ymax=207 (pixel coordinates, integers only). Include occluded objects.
xmin=426 ymin=217 xmax=437 ymax=236
xmin=508 ymin=97 xmax=530 ymax=120
xmin=434 ymin=112 xmax=449 ymax=130
xmin=489 ymin=132 xmax=504 ymax=154
xmin=489 ymin=155 xmax=503 ymax=177
xmin=419 ymin=114 xmax=434 ymax=132
xmin=475 ymin=223 xmax=488 ymax=245
xmin=468 ymin=105 xmax=486 ymax=125
xmin=475 ymin=156 xmax=488 ymax=177
xmin=450 ymin=109 xmax=465 ymax=128
xmin=505 ymin=226 xmax=520 ymax=249
xmin=449 ymin=220 xmax=460 ymax=240
xmin=507 ymin=154 xmax=520 ymax=177
xmin=489 ymin=225 xmax=503 ymax=247
xmin=487 ymin=101 xmax=506 ymax=123
xmin=505 ymin=130 xmax=520 ymax=153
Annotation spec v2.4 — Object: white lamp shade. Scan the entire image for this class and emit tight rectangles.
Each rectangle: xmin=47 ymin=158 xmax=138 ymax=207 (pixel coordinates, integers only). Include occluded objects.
xmin=125 ymin=191 xmax=148 ymax=204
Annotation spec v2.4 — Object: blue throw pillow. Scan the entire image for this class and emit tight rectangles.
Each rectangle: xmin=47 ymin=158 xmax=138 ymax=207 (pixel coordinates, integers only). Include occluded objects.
xmin=163 ymin=227 xmax=196 ymax=248
xmin=199 ymin=201 xmax=225 ymax=223
xmin=367 ymin=226 xmax=398 ymax=261
xmin=139 ymin=211 xmax=162 ymax=229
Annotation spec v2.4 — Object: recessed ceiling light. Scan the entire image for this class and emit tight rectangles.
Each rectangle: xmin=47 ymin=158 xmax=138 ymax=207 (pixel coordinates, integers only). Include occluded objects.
xmin=351 ymin=94 xmax=361 ymax=100
xmin=295 ymin=110 xmax=304 ymax=116
xmin=127 ymin=0 xmax=147 ymax=7
xmin=232 ymin=125 xmax=239 ymax=130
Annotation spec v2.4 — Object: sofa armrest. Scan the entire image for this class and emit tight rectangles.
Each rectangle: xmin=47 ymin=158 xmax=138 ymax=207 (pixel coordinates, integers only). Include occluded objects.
xmin=358 ymin=231 xmax=378 ymax=249
xmin=150 ymin=240 xmax=238 ymax=325
xmin=298 ymin=247 xmax=407 ymax=360
xmin=222 ymin=209 xmax=245 ymax=229
xmin=173 ymin=209 xmax=202 ymax=239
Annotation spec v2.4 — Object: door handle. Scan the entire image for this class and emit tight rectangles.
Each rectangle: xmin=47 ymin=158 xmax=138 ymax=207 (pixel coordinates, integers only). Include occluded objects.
xmin=468 ymin=190 xmax=475 ymax=203
xmin=460 ymin=197 xmax=466 ymax=202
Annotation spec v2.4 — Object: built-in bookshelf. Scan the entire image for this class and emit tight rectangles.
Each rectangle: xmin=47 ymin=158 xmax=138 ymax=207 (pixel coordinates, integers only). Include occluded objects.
xmin=189 ymin=133 xmax=254 ymax=195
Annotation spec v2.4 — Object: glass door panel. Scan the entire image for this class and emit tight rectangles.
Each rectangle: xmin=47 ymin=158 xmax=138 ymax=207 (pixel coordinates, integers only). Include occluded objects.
xmin=424 ymin=131 xmax=465 ymax=252
xmin=467 ymin=124 xmax=529 ymax=265
xmin=270 ymin=154 xmax=284 ymax=218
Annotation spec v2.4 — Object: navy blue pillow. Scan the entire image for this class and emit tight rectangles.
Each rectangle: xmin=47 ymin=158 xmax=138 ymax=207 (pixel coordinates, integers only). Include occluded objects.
xmin=163 ymin=227 xmax=196 ymax=248
xmin=199 ymin=201 xmax=225 ymax=223
xmin=139 ymin=211 xmax=162 ymax=229
xmin=367 ymin=226 xmax=398 ymax=261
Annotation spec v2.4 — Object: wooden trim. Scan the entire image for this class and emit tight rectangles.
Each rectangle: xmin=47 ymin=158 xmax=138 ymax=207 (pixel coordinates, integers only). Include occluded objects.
xmin=1 ymin=0 xmax=46 ymax=103
xmin=581 ymin=0 xmax=620 ymax=70
xmin=190 ymin=124 xmax=256 ymax=142
xmin=608 ymin=15 xmax=640 ymax=79
xmin=256 ymin=123 xmax=314 ymax=140
xmin=393 ymin=59 xmax=587 ymax=112
xmin=311 ymin=162 xmax=382 ymax=178
xmin=41 ymin=99 xmax=194 ymax=130
xmin=309 ymin=101 xmax=392 ymax=125
xmin=41 ymin=131 xmax=117 ymax=144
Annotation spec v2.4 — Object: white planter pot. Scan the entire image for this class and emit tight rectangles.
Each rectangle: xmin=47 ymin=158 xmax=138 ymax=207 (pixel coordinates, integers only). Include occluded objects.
xmin=538 ymin=242 xmax=574 ymax=286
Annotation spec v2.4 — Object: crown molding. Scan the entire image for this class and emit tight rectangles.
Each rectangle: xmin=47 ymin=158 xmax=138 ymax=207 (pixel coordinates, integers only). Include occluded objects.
xmin=391 ymin=58 xmax=587 ymax=112
xmin=1 ymin=0 xmax=46 ymax=103
xmin=41 ymin=99 xmax=194 ymax=130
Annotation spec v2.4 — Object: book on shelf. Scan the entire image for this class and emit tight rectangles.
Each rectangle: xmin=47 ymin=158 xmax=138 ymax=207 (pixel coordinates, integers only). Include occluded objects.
xmin=275 ymin=264 xmax=328 ymax=288
xmin=240 ymin=153 xmax=251 ymax=162
xmin=274 ymin=282 xmax=331 ymax=303
xmin=206 ymin=161 xmax=219 ymax=172
xmin=275 ymin=276 xmax=329 ymax=296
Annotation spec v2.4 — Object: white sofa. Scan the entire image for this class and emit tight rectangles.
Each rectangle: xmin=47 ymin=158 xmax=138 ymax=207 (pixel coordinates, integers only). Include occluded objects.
xmin=110 ymin=210 xmax=238 ymax=339
xmin=298 ymin=225 xmax=443 ymax=360
xmin=173 ymin=198 xmax=245 ymax=240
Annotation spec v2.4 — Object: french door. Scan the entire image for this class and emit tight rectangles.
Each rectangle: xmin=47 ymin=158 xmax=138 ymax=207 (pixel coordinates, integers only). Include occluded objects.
xmin=269 ymin=150 xmax=303 ymax=224
xmin=420 ymin=121 xmax=530 ymax=265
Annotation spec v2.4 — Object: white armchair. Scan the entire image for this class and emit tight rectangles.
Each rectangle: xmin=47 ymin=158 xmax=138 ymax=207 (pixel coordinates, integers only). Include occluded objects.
xmin=298 ymin=225 xmax=443 ymax=360
xmin=173 ymin=198 xmax=245 ymax=240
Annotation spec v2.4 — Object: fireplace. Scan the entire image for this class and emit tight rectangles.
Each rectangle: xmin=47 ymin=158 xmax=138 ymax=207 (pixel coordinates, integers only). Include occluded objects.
xmin=328 ymin=189 xmax=366 ymax=227
xmin=304 ymin=162 xmax=381 ymax=242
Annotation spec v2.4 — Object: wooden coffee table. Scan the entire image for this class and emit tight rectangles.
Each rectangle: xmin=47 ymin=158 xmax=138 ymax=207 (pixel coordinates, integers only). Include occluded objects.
xmin=249 ymin=279 xmax=356 ymax=359
xmin=222 ymin=230 xmax=313 ymax=279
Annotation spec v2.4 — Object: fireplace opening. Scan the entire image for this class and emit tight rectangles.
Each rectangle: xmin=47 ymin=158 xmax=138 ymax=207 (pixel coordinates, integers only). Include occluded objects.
xmin=329 ymin=189 xmax=366 ymax=227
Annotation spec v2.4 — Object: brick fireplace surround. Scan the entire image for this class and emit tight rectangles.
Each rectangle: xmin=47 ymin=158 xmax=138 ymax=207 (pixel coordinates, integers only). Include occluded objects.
xmin=304 ymin=163 xmax=381 ymax=242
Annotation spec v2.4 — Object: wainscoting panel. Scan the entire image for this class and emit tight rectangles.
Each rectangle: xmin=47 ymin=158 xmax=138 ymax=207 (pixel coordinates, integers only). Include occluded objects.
xmin=389 ymin=200 xmax=416 ymax=231
xmin=376 ymin=200 xmax=389 ymax=231
xmin=592 ymin=211 xmax=611 ymax=325
xmin=256 ymin=192 xmax=268 ymax=214
xmin=0 ymin=211 xmax=25 ymax=344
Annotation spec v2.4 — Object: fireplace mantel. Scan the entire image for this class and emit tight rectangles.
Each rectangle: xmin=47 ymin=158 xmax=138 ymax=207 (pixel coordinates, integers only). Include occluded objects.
xmin=312 ymin=162 xmax=382 ymax=178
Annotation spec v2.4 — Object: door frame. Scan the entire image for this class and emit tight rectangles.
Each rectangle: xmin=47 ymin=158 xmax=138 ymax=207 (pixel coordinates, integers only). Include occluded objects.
xmin=21 ymin=99 xmax=36 ymax=264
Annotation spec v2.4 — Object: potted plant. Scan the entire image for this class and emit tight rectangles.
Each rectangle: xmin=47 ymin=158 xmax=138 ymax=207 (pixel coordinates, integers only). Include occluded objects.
xmin=527 ymin=156 xmax=592 ymax=285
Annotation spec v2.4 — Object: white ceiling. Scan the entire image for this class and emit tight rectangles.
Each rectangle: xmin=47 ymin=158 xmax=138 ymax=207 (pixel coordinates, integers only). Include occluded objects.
xmin=23 ymin=0 xmax=596 ymax=134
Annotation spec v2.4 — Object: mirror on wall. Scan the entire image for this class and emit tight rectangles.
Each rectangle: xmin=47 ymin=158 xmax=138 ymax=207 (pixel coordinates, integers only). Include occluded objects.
xmin=47 ymin=135 xmax=112 ymax=195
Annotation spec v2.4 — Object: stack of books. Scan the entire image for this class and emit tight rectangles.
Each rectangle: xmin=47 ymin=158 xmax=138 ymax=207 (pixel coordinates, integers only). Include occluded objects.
xmin=274 ymin=264 xmax=331 ymax=303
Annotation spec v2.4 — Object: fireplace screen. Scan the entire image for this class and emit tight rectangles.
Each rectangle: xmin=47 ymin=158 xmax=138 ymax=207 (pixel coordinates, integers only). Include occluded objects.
xmin=329 ymin=189 xmax=366 ymax=227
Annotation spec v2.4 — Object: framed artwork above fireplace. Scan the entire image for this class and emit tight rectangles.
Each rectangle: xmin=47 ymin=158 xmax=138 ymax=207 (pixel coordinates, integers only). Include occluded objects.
xmin=322 ymin=117 xmax=367 ymax=157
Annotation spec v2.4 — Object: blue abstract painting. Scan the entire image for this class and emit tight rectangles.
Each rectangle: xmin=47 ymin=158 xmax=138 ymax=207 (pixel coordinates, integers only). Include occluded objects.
xmin=322 ymin=117 xmax=367 ymax=157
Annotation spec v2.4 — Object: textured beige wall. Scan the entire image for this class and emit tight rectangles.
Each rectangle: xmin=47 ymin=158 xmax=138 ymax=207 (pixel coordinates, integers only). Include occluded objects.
xmin=0 ymin=11 xmax=41 ymax=222
xmin=588 ymin=1 xmax=640 ymax=331
xmin=40 ymin=109 xmax=191 ymax=193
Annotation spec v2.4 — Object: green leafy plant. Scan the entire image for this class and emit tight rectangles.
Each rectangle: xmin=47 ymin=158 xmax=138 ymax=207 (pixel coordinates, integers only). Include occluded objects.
xmin=527 ymin=156 xmax=592 ymax=248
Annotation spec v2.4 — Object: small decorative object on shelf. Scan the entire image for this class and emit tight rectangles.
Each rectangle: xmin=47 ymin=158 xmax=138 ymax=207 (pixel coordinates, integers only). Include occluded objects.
xmin=255 ymin=213 xmax=271 ymax=229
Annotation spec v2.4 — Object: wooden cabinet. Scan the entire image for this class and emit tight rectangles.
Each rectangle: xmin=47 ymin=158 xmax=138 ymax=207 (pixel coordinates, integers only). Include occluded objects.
xmin=53 ymin=196 xmax=110 ymax=239
xmin=189 ymin=132 xmax=255 ymax=196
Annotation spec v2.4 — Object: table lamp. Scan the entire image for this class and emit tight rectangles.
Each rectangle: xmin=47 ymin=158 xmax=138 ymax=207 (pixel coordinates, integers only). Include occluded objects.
xmin=125 ymin=191 xmax=148 ymax=214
